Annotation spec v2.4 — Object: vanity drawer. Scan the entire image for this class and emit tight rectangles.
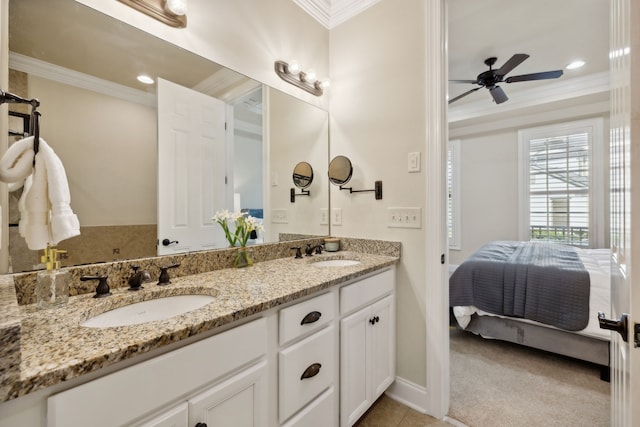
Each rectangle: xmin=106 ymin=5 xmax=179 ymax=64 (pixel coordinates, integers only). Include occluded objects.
xmin=279 ymin=325 xmax=335 ymax=423
xmin=340 ymin=268 xmax=394 ymax=315
xmin=279 ymin=292 xmax=334 ymax=346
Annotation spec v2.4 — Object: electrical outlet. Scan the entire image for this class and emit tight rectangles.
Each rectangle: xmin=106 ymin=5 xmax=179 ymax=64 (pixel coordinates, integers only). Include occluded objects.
xmin=271 ymin=209 xmax=288 ymax=224
xmin=320 ymin=208 xmax=329 ymax=225
xmin=332 ymin=208 xmax=343 ymax=226
xmin=388 ymin=207 xmax=422 ymax=228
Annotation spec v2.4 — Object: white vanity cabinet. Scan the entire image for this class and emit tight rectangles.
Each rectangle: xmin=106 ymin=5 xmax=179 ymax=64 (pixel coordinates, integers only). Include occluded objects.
xmin=47 ymin=318 xmax=269 ymax=427
xmin=339 ymin=268 xmax=395 ymax=427
xmin=278 ymin=292 xmax=337 ymax=426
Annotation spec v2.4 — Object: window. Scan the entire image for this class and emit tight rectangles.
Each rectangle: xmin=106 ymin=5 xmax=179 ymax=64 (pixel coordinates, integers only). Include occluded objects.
xmin=447 ymin=140 xmax=461 ymax=249
xmin=518 ymin=118 xmax=604 ymax=248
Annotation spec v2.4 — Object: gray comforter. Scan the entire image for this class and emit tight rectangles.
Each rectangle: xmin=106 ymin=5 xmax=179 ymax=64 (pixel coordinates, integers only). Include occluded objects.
xmin=449 ymin=241 xmax=590 ymax=331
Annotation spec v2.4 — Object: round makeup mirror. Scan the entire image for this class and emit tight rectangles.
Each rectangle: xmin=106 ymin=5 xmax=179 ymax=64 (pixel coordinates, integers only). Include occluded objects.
xmin=292 ymin=161 xmax=314 ymax=188
xmin=328 ymin=155 xmax=353 ymax=186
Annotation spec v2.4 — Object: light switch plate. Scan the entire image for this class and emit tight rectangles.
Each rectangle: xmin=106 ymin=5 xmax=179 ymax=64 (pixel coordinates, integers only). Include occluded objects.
xmin=408 ymin=152 xmax=421 ymax=173
xmin=388 ymin=207 xmax=421 ymax=228
xmin=332 ymin=208 xmax=343 ymax=226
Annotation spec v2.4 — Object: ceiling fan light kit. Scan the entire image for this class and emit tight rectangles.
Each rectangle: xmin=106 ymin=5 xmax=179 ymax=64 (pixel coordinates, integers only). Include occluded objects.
xmin=449 ymin=54 xmax=563 ymax=105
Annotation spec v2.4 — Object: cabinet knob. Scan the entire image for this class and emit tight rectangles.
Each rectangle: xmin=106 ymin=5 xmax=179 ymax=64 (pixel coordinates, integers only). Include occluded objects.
xmin=369 ymin=316 xmax=380 ymax=325
xmin=300 ymin=363 xmax=322 ymax=380
xmin=301 ymin=311 xmax=322 ymax=325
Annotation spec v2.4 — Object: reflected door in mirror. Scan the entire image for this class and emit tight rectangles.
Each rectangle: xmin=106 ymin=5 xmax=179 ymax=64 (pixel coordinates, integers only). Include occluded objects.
xmin=157 ymin=78 xmax=228 ymax=255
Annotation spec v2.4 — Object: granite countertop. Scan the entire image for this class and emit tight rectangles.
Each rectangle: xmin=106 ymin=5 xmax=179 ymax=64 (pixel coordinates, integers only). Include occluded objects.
xmin=0 ymin=251 xmax=398 ymax=402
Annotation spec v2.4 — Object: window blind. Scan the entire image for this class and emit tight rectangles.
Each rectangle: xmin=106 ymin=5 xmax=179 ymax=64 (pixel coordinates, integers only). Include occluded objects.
xmin=528 ymin=132 xmax=590 ymax=246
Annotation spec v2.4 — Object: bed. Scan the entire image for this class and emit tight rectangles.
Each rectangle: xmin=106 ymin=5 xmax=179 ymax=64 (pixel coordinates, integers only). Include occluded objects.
xmin=449 ymin=241 xmax=611 ymax=379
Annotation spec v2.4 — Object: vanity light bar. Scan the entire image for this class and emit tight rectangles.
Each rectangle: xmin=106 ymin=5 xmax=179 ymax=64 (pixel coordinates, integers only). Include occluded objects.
xmin=274 ymin=60 xmax=326 ymax=97
xmin=117 ymin=0 xmax=187 ymax=28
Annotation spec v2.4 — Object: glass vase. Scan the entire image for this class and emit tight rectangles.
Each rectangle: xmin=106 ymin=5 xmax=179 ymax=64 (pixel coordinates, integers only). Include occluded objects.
xmin=233 ymin=248 xmax=254 ymax=268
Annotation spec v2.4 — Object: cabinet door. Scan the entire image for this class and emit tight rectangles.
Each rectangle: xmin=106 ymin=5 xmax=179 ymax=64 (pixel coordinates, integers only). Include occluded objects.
xmin=136 ymin=403 xmax=188 ymax=427
xmin=370 ymin=295 xmax=395 ymax=398
xmin=188 ymin=360 xmax=268 ymax=427
xmin=340 ymin=307 xmax=371 ymax=427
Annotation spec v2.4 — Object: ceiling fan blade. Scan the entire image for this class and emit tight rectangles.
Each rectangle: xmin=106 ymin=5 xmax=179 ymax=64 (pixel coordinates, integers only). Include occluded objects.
xmin=449 ymin=79 xmax=479 ymax=84
xmin=448 ymin=87 xmax=481 ymax=104
xmin=495 ymin=53 xmax=530 ymax=77
xmin=505 ymin=70 xmax=564 ymax=83
xmin=489 ymin=86 xmax=508 ymax=104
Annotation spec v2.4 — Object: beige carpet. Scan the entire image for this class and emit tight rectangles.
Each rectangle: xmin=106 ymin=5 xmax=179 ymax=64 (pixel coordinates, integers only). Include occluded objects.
xmin=448 ymin=328 xmax=610 ymax=427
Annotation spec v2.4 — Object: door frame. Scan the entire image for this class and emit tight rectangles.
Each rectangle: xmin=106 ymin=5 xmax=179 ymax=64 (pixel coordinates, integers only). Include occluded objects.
xmin=424 ymin=0 xmax=449 ymax=419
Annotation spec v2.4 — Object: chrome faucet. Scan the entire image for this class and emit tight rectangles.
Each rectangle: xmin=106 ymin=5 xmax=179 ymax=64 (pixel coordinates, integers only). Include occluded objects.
xmin=128 ymin=265 xmax=151 ymax=290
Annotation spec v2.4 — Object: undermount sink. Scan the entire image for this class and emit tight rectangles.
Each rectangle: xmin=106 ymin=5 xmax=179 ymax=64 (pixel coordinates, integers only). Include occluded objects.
xmin=312 ymin=259 xmax=361 ymax=268
xmin=81 ymin=295 xmax=216 ymax=328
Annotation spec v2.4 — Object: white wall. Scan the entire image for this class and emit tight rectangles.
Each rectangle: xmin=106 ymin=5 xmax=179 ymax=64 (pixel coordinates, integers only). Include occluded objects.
xmin=449 ymin=131 xmax=519 ymax=265
xmin=29 ymin=75 xmax=157 ymax=226
xmin=330 ymin=0 xmax=428 ymax=387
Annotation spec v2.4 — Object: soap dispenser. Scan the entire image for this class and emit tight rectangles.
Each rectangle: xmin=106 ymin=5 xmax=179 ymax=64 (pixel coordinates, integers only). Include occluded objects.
xmin=36 ymin=245 xmax=69 ymax=309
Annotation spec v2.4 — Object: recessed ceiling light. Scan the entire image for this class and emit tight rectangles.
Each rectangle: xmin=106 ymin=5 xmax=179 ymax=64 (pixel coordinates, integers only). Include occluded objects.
xmin=137 ymin=74 xmax=154 ymax=85
xmin=566 ymin=60 xmax=585 ymax=70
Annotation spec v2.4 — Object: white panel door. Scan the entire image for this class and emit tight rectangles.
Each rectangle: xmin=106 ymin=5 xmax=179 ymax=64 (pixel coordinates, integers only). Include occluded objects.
xmin=157 ymin=78 xmax=228 ymax=255
xmin=607 ymin=1 xmax=640 ymax=425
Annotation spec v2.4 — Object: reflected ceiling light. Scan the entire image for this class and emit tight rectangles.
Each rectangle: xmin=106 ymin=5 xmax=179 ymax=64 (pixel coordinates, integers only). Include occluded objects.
xmin=274 ymin=60 xmax=330 ymax=97
xmin=117 ymin=0 xmax=187 ymax=28
xmin=137 ymin=74 xmax=155 ymax=84
xmin=566 ymin=60 xmax=585 ymax=70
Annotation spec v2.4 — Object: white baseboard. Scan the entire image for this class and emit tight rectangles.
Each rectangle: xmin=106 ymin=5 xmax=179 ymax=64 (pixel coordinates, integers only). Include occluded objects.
xmin=385 ymin=376 xmax=428 ymax=414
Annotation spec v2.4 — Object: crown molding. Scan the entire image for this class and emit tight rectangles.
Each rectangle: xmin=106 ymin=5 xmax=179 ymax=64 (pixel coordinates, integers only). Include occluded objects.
xmin=330 ymin=0 xmax=381 ymax=28
xmin=448 ymin=71 xmax=610 ymax=123
xmin=293 ymin=0 xmax=381 ymax=29
xmin=8 ymin=52 xmax=156 ymax=107
xmin=293 ymin=0 xmax=331 ymax=28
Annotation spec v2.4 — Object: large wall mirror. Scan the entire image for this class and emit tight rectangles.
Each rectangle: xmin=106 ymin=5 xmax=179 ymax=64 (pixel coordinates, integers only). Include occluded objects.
xmin=5 ymin=0 xmax=329 ymax=272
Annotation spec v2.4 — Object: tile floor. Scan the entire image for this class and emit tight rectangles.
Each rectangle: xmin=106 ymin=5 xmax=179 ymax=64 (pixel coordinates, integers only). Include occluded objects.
xmin=354 ymin=395 xmax=452 ymax=427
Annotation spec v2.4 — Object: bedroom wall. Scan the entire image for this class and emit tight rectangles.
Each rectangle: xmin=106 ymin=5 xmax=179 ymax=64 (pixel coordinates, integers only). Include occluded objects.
xmin=449 ymin=112 xmax=611 ymax=265
xmin=449 ymin=130 xmax=519 ymax=265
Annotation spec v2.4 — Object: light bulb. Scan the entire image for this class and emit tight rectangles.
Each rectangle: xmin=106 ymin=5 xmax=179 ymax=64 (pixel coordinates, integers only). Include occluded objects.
xmin=287 ymin=60 xmax=300 ymax=75
xmin=304 ymin=69 xmax=317 ymax=83
xmin=320 ymin=79 xmax=331 ymax=89
xmin=165 ymin=0 xmax=187 ymax=16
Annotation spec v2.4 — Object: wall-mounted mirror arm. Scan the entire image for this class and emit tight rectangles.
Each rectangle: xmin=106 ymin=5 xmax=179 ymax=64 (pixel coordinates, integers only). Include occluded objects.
xmin=290 ymin=187 xmax=311 ymax=203
xmin=339 ymin=181 xmax=383 ymax=200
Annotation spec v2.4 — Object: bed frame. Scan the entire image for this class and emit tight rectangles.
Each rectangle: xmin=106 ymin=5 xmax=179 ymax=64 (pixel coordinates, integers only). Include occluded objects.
xmin=464 ymin=313 xmax=611 ymax=381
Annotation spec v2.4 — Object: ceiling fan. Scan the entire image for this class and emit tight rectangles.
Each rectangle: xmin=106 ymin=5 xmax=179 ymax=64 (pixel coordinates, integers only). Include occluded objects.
xmin=449 ymin=54 xmax=563 ymax=105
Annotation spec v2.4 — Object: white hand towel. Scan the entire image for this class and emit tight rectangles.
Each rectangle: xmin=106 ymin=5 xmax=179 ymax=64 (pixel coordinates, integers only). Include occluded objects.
xmin=0 ymin=136 xmax=34 ymax=184
xmin=0 ymin=136 xmax=80 ymax=249
xmin=38 ymin=142 xmax=80 ymax=244
xmin=21 ymin=150 xmax=51 ymax=249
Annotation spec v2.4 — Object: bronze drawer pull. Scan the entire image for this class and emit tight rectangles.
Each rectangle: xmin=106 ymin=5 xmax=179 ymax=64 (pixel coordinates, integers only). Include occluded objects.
xmin=300 ymin=363 xmax=322 ymax=380
xmin=301 ymin=311 xmax=322 ymax=325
